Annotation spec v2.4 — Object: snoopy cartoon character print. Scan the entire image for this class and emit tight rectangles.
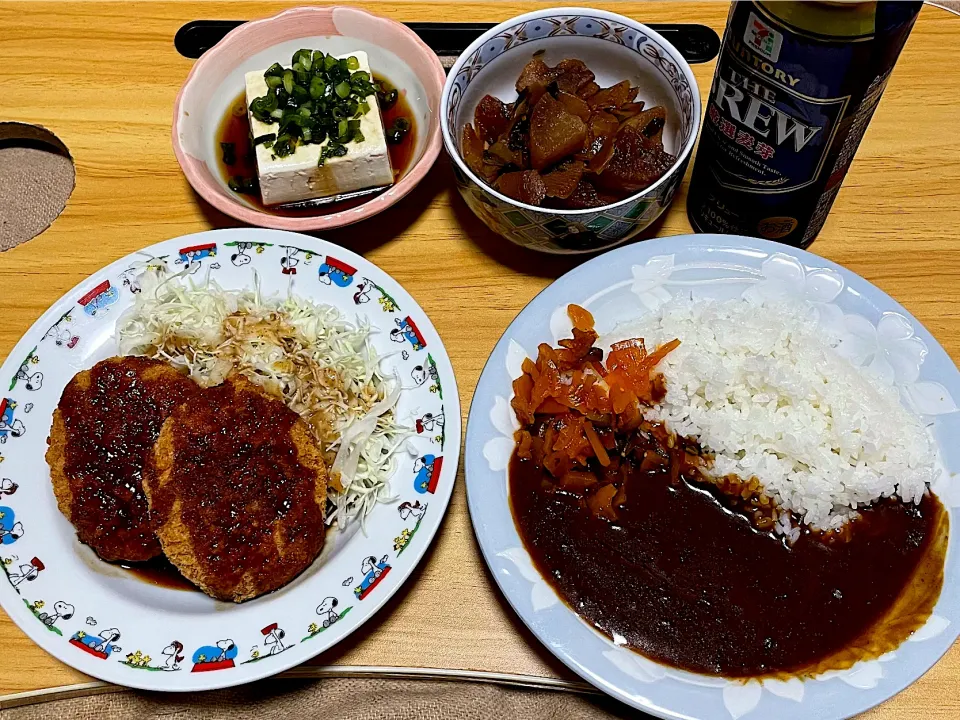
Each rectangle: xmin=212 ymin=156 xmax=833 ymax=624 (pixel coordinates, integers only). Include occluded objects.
xmin=225 ymin=240 xmax=271 ymax=267
xmin=191 ymin=639 xmax=238 ymax=672
xmin=70 ymin=627 xmax=122 ymax=660
xmin=77 ymin=281 xmax=120 ymax=318
xmin=413 ymin=454 xmax=443 ymax=494
xmin=175 ymin=243 xmax=219 ymax=274
xmin=243 ymin=623 xmax=293 ymax=663
xmin=26 ymin=599 xmax=74 ymax=635
xmin=317 ymin=256 xmax=357 ymax=287
xmin=279 ymin=246 xmax=318 ymax=275
xmin=9 ymin=348 xmax=41 ymax=393
xmin=3 ymin=556 xmax=43 ymax=588
xmin=0 ymin=232 xmax=459 ymax=691
xmin=354 ymin=555 xmax=392 ymax=600
xmin=391 ymin=316 xmax=428 ymax=360
xmin=118 ymin=638 xmax=186 ymax=671
xmin=0 ymin=506 xmax=23 ymax=545
xmin=42 ymin=310 xmax=79 ymax=349
xmin=0 ymin=399 xmax=24 ymax=444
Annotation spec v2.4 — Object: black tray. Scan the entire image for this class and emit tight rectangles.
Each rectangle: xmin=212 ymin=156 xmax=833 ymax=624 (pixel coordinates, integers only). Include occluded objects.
xmin=175 ymin=20 xmax=720 ymax=66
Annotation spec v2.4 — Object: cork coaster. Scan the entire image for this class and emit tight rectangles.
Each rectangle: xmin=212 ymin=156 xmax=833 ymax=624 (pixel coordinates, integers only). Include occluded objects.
xmin=0 ymin=123 xmax=75 ymax=252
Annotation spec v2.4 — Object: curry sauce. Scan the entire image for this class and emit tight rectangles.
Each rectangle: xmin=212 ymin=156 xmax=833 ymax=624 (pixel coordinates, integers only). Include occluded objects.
xmin=509 ymin=428 xmax=948 ymax=678
xmin=507 ymin=304 xmax=948 ymax=679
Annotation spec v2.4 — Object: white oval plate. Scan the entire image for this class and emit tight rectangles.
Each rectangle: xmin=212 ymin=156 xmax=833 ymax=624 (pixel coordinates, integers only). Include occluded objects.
xmin=0 ymin=228 xmax=460 ymax=691
xmin=465 ymin=234 xmax=959 ymax=720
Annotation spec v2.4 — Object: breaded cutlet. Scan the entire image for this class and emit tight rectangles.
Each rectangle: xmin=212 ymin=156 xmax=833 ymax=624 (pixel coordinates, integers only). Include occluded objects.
xmin=46 ymin=356 xmax=199 ymax=562
xmin=142 ymin=376 xmax=328 ymax=602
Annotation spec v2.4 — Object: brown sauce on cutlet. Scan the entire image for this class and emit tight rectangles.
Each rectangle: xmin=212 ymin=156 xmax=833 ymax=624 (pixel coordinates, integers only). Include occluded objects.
xmin=149 ymin=382 xmax=324 ymax=596
xmin=509 ymin=420 xmax=948 ymax=678
xmin=58 ymin=357 xmax=196 ymax=562
xmin=120 ymin=557 xmax=196 ymax=591
xmin=119 ymin=527 xmax=337 ymax=592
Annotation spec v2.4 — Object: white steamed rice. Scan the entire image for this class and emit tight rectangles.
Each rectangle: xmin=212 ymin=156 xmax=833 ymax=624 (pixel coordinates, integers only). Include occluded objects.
xmin=603 ymin=297 xmax=939 ymax=532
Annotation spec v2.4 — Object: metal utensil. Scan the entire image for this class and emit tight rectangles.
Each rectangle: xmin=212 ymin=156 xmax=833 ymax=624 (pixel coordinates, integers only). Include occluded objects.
xmin=274 ymin=185 xmax=390 ymax=211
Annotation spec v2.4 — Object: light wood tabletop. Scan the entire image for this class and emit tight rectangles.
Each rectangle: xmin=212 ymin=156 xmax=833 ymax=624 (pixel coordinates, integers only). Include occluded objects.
xmin=0 ymin=1 xmax=958 ymax=715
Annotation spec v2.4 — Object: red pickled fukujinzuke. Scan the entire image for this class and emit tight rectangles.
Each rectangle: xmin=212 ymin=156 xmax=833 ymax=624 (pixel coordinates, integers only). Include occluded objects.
xmin=510 ymin=304 xmax=681 ymax=519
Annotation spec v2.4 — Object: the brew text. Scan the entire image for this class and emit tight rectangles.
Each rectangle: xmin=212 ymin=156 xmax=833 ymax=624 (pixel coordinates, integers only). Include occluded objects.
xmin=711 ymin=67 xmax=822 ymax=153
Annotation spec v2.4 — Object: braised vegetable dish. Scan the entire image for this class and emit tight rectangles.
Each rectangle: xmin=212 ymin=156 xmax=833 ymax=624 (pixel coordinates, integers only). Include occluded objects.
xmin=461 ymin=57 xmax=676 ymax=208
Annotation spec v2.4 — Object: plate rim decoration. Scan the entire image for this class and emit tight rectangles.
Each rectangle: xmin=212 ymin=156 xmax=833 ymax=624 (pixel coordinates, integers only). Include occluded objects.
xmin=0 ymin=227 xmax=460 ymax=692
xmin=172 ymin=5 xmax=446 ymax=232
xmin=464 ymin=233 xmax=959 ymax=720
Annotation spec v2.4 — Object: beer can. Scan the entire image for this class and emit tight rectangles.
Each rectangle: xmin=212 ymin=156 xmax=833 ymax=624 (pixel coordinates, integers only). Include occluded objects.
xmin=686 ymin=1 xmax=922 ymax=247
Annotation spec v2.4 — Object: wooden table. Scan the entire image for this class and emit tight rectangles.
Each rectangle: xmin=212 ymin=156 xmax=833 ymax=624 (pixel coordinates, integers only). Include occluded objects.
xmin=0 ymin=1 xmax=958 ymax=715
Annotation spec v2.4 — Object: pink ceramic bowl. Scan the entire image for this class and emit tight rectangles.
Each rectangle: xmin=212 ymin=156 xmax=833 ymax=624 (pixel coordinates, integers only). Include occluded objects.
xmin=172 ymin=6 xmax=445 ymax=231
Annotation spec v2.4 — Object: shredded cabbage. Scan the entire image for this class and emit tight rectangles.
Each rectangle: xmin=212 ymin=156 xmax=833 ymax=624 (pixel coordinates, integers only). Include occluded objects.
xmin=117 ymin=266 xmax=408 ymax=530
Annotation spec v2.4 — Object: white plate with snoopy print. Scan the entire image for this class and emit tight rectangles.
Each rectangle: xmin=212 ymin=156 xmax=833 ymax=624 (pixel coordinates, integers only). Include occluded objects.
xmin=0 ymin=228 xmax=459 ymax=691
xmin=465 ymin=234 xmax=960 ymax=720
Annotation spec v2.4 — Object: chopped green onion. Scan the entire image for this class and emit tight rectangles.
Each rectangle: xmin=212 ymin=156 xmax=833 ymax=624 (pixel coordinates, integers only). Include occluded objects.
xmin=220 ymin=142 xmax=236 ymax=166
xmin=228 ymin=175 xmax=258 ymax=194
xmin=393 ymin=117 xmax=411 ymax=132
xmin=379 ymin=88 xmax=398 ymax=109
xmin=318 ymin=142 xmax=348 ymax=166
xmin=250 ymin=49 xmax=409 ymax=161
xmin=274 ymin=134 xmax=295 ymax=157
xmin=298 ymin=49 xmax=313 ymax=72
xmin=291 ymin=84 xmax=309 ymax=102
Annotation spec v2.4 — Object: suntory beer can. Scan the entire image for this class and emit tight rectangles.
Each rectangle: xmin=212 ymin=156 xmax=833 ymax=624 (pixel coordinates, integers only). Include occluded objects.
xmin=686 ymin=1 xmax=922 ymax=247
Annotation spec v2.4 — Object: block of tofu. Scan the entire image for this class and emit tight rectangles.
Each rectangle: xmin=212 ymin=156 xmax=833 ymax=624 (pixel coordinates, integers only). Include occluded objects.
xmin=245 ymin=51 xmax=394 ymax=206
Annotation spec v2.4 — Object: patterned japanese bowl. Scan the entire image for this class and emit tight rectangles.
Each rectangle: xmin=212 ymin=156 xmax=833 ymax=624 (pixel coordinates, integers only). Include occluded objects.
xmin=173 ymin=6 xmax=445 ymax=232
xmin=440 ymin=7 xmax=701 ymax=254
